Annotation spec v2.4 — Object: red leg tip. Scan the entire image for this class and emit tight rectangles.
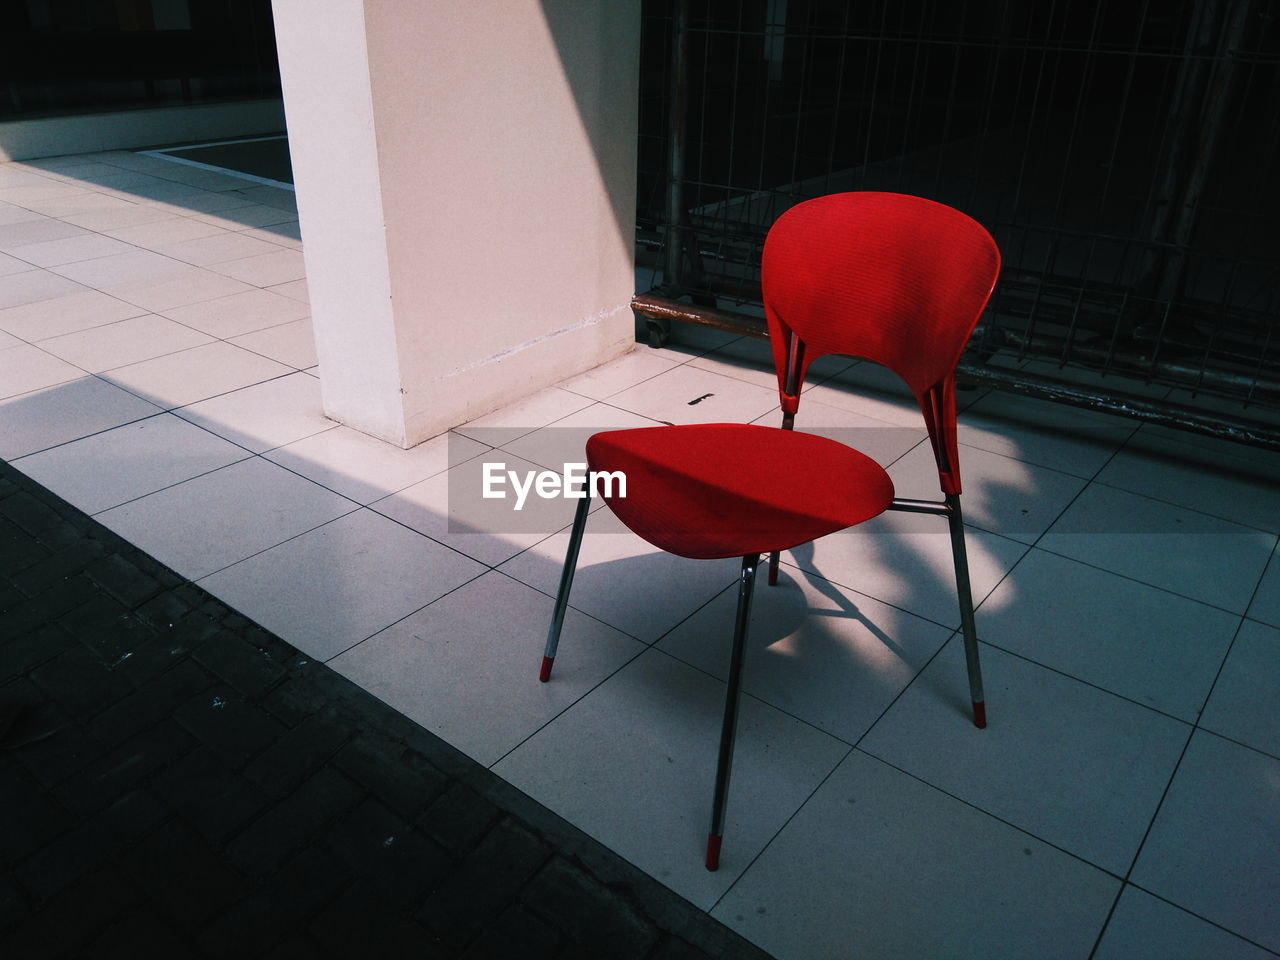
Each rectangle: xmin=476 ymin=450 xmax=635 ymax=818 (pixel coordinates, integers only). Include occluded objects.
xmin=539 ymin=656 xmax=554 ymax=683
xmin=972 ymin=700 xmax=987 ymax=729
xmin=705 ymin=834 xmax=722 ymax=872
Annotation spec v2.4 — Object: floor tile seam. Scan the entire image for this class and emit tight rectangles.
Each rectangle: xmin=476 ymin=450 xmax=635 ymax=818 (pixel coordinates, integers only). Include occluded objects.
xmin=157 ymin=310 xmax=312 ymax=348
xmin=316 ymin=561 xmax=495 ymax=666
xmin=540 ymin=397 xmax=669 ymax=431
xmin=1111 ymin=882 xmax=1280 ymax=958
xmin=949 ymin=432 xmax=1122 ymax=481
xmin=1029 ymin=540 xmax=1264 ymax=618
xmin=776 ymin=551 xmax=1012 ymax=634
xmin=1080 ymin=423 xmax=1280 ymax=536
xmin=0 ymin=363 xmax=85 ymax=401
xmin=1103 ymin=717 xmax=1198 ymax=893
xmin=557 ymin=359 xmax=692 ymax=403
xmin=970 ymin=631 xmax=1206 ymax=729
xmin=849 ymin=745 xmax=1131 ymax=883
xmin=706 ymin=742 xmax=858 ymax=917
xmin=1085 ymin=473 xmax=1280 ymax=536
xmin=259 ymin=440 xmax=481 ymax=513
xmin=1011 ymin=416 xmax=1132 ymax=557
xmin=1084 ymin=875 xmax=1127 ymax=960
xmin=15 ymin=439 xmax=258 ymax=519
xmin=103 ymin=367 xmax=300 ymax=415
xmin=484 ymin=642 xmax=654 ymax=772
xmin=3 ymin=238 xmax=155 ymax=272
xmin=180 ymin=498 xmax=366 ymax=583
xmin=1 ymin=398 xmax=165 ymax=461
xmin=153 ymin=237 xmax=300 ymax=270
xmin=362 ymin=486 xmax=571 ymax=571
xmin=32 ymin=320 xmax=222 ymax=373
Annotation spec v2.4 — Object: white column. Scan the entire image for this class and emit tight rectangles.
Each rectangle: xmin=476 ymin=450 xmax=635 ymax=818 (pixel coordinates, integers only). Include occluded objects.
xmin=272 ymin=0 xmax=640 ymax=446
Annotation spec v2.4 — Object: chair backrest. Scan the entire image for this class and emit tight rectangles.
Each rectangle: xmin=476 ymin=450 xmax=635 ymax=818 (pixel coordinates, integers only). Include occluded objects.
xmin=762 ymin=191 xmax=1000 ymax=494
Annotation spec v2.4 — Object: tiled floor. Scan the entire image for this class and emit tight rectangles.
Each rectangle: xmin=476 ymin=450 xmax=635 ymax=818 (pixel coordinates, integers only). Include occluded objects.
xmin=3 ymin=150 xmax=1280 ymax=959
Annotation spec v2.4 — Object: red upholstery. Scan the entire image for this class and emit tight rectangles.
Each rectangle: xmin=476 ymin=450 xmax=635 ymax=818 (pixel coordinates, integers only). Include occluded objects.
xmin=586 ymin=424 xmax=893 ymax=560
xmin=762 ymin=192 xmax=1000 ymax=494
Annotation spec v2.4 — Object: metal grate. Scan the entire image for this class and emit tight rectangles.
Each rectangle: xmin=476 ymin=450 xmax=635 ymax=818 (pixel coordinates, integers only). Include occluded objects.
xmin=637 ymin=0 xmax=1280 ymax=442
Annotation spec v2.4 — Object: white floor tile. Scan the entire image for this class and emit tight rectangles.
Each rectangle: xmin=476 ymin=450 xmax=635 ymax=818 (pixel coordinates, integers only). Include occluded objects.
xmin=1199 ymin=619 xmax=1280 ymax=758
xmin=0 ymin=289 xmax=148 ymax=341
xmin=101 ymin=341 xmax=293 ymax=409
xmin=265 ymin=278 xmax=309 ymax=303
xmin=1040 ymin=484 xmax=1277 ymax=613
xmin=112 ymin=269 xmax=253 ymax=312
xmin=0 ymin=251 xmax=36 ymax=277
xmin=764 ymin=396 xmax=926 ymax=469
xmin=174 ymin=371 xmax=335 ymax=454
xmin=958 ymin=389 xmax=1137 ymax=478
xmin=0 ymin=329 xmax=19 ymax=350
xmin=453 ymin=386 xmax=594 ymax=448
xmin=37 ymin=314 xmax=213 ymax=373
xmin=889 ymin=440 xmax=1088 ymax=544
xmin=0 ymin=269 xmax=88 ymax=310
xmin=713 ymin=750 xmax=1119 ymax=960
xmin=494 ymin=647 xmax=849 ymax=909
xmin=686 ymin=336 xmax=856 ymax=392
xmin=497 ymin=402 xmax=663 ymax=473
xmin=558 ymin=346 xmax=682 ymax=400
xmin=657 ymin=567 xmax=953 ymax=743
xmin=7 ymin=233 xmax=134 ymax=268
xmin=96 ymin=456 xmax=355 ymax=580
xmin=0 ymin=376 xmax=161 ymax=460
xmin=1130 ymin=731 xmax=1280 ymax=953
xmin=265 ymin=426 xmax=482 ymax=504
xmin=210 ymin=248 xmax=306 ymax=286
xmin=193 ymin=205 xmax=300 ymax=230
xmin=147 ymin=191 xmax=259 ymax=216
xmin=158 ymin=231 xmax=283 ymax=267
xmin=104 ymin=216 xmax=227 ymax=250
xmin=331 ymin=570 xmax=645 ymax=766
xmin=0 ymin=201 xmax=47 ymax=226
xmin=49 ymin=248 xmax=190 ymax=290
xmin=498 ymin=509 xmax=741 ymax=643
xmin=61 ymin=205 xmax=178 ymax=232
xmin=199 ymin=508 xmax=485 ymax=661
xmin=802 ymin=360 xmax=939 ymax=426
xmin=0 ymin=344 xmax=86 ymax=398
xmin=605 ymin=364 xmax=780 ymax=426
xmin=860 ymin=639 xmax=1191 ymax=875
xmin=12 ymin=412 xmax=248 ymax=514
xmin=979 ymin=549 xmax=1239 ymax=721
xmin=371 ymin=449 xmax=581 ymax=567
xmin=1096 ymin=427 xmax=1280 ymax=533
xmin=788 ymin=510 xmax=1029 ymax=628
xmin=160 ymin=288 xmax=310 ymax=339
xmin=1093 ymin=886 xmax=1277 ymax=960
xmin=228 ymin=318 xmax=315 ymax=369
xmin=229 ymin=185 xmax=297 ymax=212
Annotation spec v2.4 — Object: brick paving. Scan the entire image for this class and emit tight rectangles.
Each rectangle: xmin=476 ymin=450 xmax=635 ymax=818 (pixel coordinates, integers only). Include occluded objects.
xmin=0 ymin=458 xmax=774 ymax=959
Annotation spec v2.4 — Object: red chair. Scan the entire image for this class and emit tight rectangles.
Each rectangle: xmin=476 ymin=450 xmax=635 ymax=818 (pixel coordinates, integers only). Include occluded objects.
xmin=539 ymin=192 xmax=1000 ymax=871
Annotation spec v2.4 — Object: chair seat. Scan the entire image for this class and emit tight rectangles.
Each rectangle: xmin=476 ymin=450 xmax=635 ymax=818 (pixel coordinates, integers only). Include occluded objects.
xmin=586 ymin=423 xmax=894 ymax=560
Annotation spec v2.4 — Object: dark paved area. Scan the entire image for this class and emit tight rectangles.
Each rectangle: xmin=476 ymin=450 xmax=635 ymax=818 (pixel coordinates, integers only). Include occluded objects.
xmin=0 ymin=458 xmax=774 ymax=959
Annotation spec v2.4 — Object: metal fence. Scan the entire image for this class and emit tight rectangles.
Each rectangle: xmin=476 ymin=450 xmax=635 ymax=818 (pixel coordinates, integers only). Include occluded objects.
xmin=635 ymin=0 xmax=1280 ymax=447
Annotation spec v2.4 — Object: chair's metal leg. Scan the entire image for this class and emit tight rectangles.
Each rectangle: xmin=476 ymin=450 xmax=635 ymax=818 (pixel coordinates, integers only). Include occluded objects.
xmin=540 ymin=491 xmax=593 ymax=682
xmin=706 ymin=553 xmax=760 ymax=871
xmin=945 ymin=493 xmax=987 ymax=728
xmin=766 ymin=550 xmax=779 ymax=586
